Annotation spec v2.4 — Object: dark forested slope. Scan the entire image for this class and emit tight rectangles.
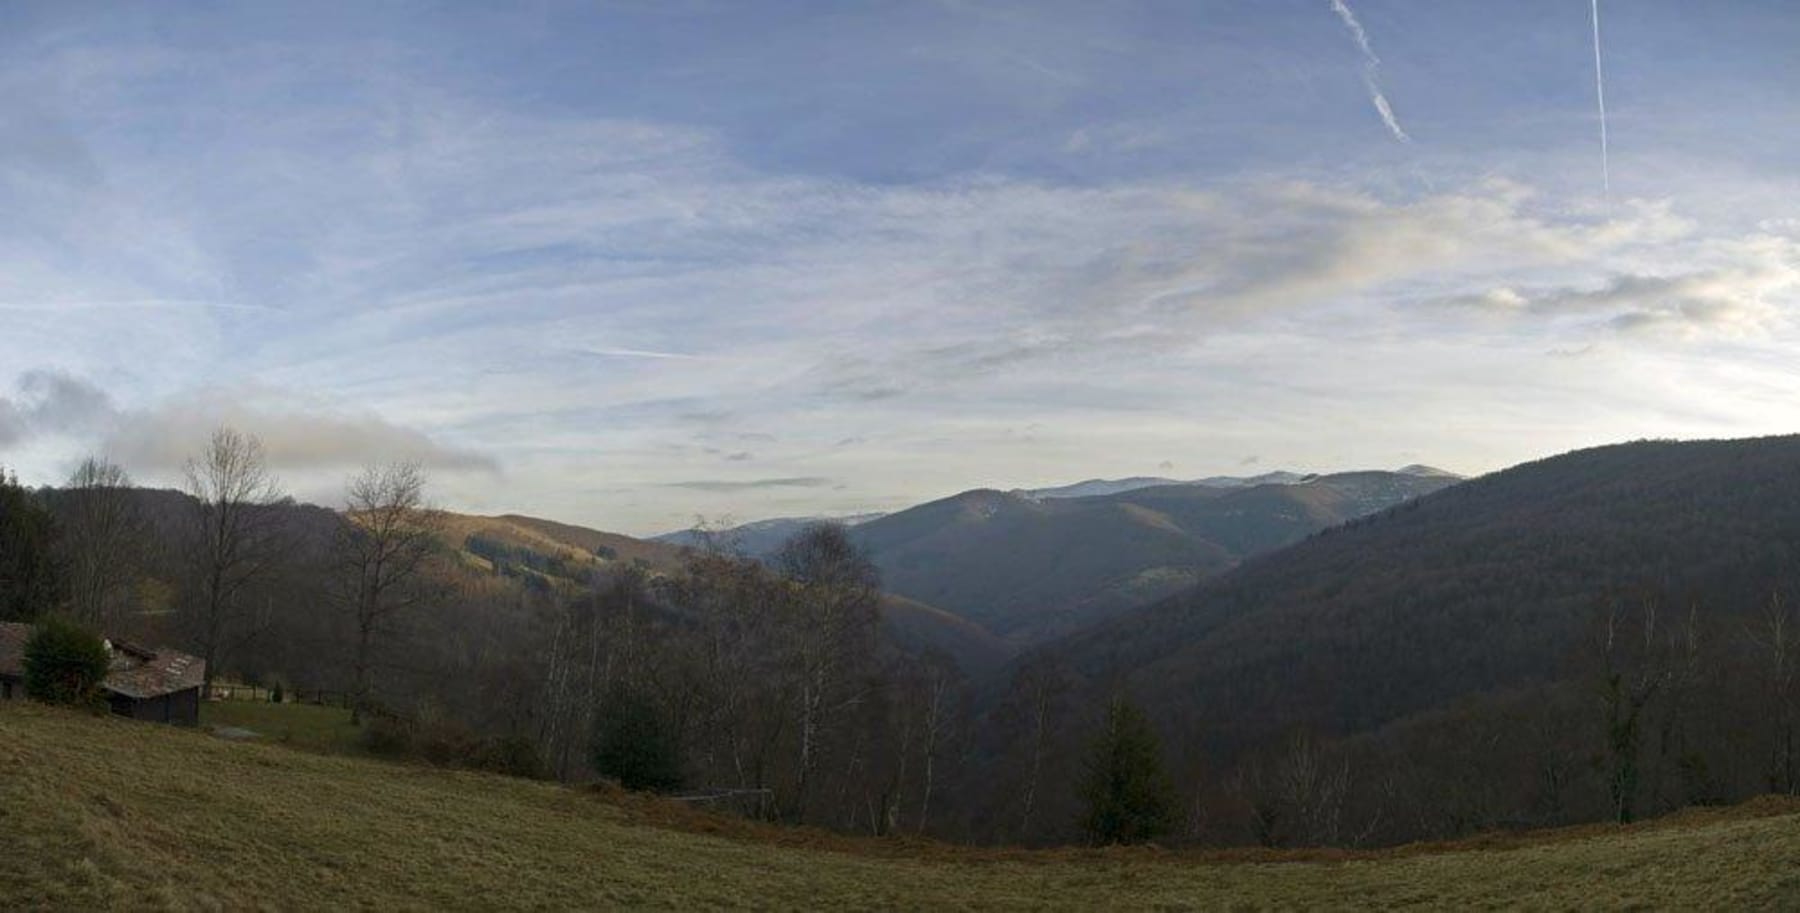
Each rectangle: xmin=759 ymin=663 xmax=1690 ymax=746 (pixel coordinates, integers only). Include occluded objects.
xmin=1051 ymin=436 xmax=1800 ymax=754
xmin=852 ymin=471 xmax=1458 ymax=647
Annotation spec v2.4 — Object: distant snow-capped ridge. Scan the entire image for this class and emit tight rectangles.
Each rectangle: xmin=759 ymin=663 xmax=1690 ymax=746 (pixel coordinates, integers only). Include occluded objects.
xmin=1018 ymin=466 xmax=1460 ymax=500
xmin=1395 ymin=464 xmax=1460 ymax=478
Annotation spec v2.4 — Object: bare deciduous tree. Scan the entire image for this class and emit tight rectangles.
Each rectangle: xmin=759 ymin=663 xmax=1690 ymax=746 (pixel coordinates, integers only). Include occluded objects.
xmin=334 ymin=461 xmax=445 ymax=724
xmin=913 ymin=655 xmax=961 ymax=834
xmin=1007 ymin=657 xmax=1070 ymax=839
xmin=1750 ymin=590 xmax=1799 ymax=795
xmin=1229 ymin=731 xmax=1358 ymax=848
xmin=1594 ymin=594 xmax=1694 ymax=824
xmin=772 ymin=523 xmax=880 ymax=823
xmin=184 ymin=427 xmax=286 ymax=698
xmin=60 ymin=457 xmax=144 ymax=627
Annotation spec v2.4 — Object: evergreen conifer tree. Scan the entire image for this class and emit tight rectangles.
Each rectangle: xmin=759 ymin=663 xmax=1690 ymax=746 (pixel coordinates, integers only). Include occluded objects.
xmin=1078 ymin=696 xmax=1178 ymax=845
xmin=0 ymin=468 xmax=63 ymax=622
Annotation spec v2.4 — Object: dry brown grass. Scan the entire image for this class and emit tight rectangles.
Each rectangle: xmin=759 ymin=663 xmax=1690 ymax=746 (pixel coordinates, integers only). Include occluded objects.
xmin=5 ymin=700 xmax=1799 ymax=910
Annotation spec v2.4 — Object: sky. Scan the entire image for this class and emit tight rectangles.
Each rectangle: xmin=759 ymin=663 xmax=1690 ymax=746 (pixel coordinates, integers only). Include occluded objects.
xmin=3 ymin=0 xmax=1800 ymax=535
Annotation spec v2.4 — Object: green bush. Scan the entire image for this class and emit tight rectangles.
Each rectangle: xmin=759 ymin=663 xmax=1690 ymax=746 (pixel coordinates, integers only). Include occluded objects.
xmin=414 ymin=718 xmax=481 ymax=767
xmin=590 ymin=687 xmax=684 ymax=792
xmin=476 ymin=734 xmax=546 ymax=779
xmin=270 ymin=681 xmax=285 ymax=704
xmin=361 ymin=715 xmax=416 ymax=756
xmin=358 ymin=705 xmax=544 ymax=780
xmin=23 ymin=617 xmax=110 ymax=707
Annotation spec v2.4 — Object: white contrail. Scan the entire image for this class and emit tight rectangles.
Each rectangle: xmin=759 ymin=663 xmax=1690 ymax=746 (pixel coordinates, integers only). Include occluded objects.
xmin=1329 ymin=0 xmax=1377 ymax=58
xmin=1329 ymin=0 xmax=1410 ymax=143
xmin=580 ymin=346 xmax=706 ymax=361
xmin=1365 ymin=75 xmax=1407 ymax=141
xmin=1590 ymin=0 xmax=1611 ymax=198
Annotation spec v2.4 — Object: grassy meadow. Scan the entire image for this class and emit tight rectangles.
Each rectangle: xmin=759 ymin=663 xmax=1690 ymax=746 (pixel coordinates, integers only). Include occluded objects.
xmin=4 ymin=700 xmax=1799 ymax=910
xmin=199 ymin=700 xmax=365 ymax=756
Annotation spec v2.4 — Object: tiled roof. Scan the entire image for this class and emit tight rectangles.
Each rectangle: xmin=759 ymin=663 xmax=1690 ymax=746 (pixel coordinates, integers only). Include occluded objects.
xmin=0 ymin=622 xmax=27 ymax=678
xmin=103 ymin=641 xmax=206 ymax=699
xmin=0 ymin=622 xmax=204 ymax=698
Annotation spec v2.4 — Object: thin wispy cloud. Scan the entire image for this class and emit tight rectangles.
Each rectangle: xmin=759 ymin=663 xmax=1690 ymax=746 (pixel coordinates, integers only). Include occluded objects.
xmin=664 ymin=477 xmax=834 ymax=493
xmin=0 ymin=298 xmax=275 ymax=312
xmin=1328 ymin=0 xmax=1410 ymax=143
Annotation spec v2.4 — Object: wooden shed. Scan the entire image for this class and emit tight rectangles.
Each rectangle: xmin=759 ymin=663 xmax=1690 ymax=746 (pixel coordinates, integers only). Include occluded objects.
xmin=0 ymin=622 xmax=206 ymax=726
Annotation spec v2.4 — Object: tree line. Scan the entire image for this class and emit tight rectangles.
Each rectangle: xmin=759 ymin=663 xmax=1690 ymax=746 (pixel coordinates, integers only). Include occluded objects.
xmin=11 ymin=433 xmax=1800 ymax=849
xmin=1 ymin=432 xmax=1183 ymax=844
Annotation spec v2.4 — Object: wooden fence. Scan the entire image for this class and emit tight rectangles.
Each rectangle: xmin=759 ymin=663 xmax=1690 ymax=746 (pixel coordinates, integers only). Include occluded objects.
xmin=209 ymin=684 xmax=353 ymax=708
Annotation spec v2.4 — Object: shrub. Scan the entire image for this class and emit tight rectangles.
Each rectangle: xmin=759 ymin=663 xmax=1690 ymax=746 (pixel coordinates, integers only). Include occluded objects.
xmin=23 ymin=616 xmax=110 ymax=707
xmin=476 ymin=734 xmax=546 ymax=779
xmin=361 ymin=714 xmax=416 ymax=756
xmin=414 ymin=718 xmax=481 ymax=767
xmin=270 ymin=681 xmax=285 ymax=704
xmin=591 ymin=687 xmax=684 ymax=792
xmin=360 ymin=709 xmax=545 ymax=780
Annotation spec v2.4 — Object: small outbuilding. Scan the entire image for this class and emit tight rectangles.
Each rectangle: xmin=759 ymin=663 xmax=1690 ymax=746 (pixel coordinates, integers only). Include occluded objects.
xmin=0 ymin=622 xmax=206 ymax=726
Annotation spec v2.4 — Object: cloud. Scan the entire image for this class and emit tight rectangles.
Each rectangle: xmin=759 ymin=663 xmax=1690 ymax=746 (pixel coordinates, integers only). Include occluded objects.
xmin=1445 ymin=235 xmax=1800 ymax=339
xmin=0 ymin=370 xmax=496 ymax=478
xmin=775 ymin=181 xmax=1721 ymax=407
xmin=17 ymin=371 xmax=115 ymax=433
xmin=0 ymin=401 xmax=20 ymax=447
xmin=1160 ymin=184 xmax=1689 ymax=317
xmin=662 ymin=477 xmax=834 ymax=492
xmin=0 ymin=370 xmax=116 ymax=445
xmin=104 ymin=397 xmax=499 ymax=476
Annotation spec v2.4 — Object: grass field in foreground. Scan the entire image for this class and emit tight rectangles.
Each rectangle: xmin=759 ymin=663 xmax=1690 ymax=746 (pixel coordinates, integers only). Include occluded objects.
xmin=5 ymin=701 xmax=1800 ymax=911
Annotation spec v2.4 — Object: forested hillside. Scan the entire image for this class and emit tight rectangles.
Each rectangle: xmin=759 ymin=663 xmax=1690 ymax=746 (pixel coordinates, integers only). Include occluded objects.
xmin=445 ymin=511 xmax=1006 ymax=673
xmin=5 ymin=460 xmax=1007 ymax=838
xmin=993 ymin=437 xmax=1800 ymax=846
xmin=852 ymin=471 xmax=1458 ymax=645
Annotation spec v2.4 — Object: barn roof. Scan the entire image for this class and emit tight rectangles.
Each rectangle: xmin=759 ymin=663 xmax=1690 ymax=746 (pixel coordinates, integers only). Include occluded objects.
xmin=0 ymin=622 xmax=204 ymax=698
xmin=103 ymin=640 xmax=206 ymax=699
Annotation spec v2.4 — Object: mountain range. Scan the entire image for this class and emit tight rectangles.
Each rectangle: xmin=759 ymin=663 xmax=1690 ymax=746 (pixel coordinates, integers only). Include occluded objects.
xmin=653 ymin=466 xmax=1460 ymax=650
xmin=653 ymin=466 xmax=1460 ymax=548
xmin=61 ymin=463 xmax=1461 ymax=678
